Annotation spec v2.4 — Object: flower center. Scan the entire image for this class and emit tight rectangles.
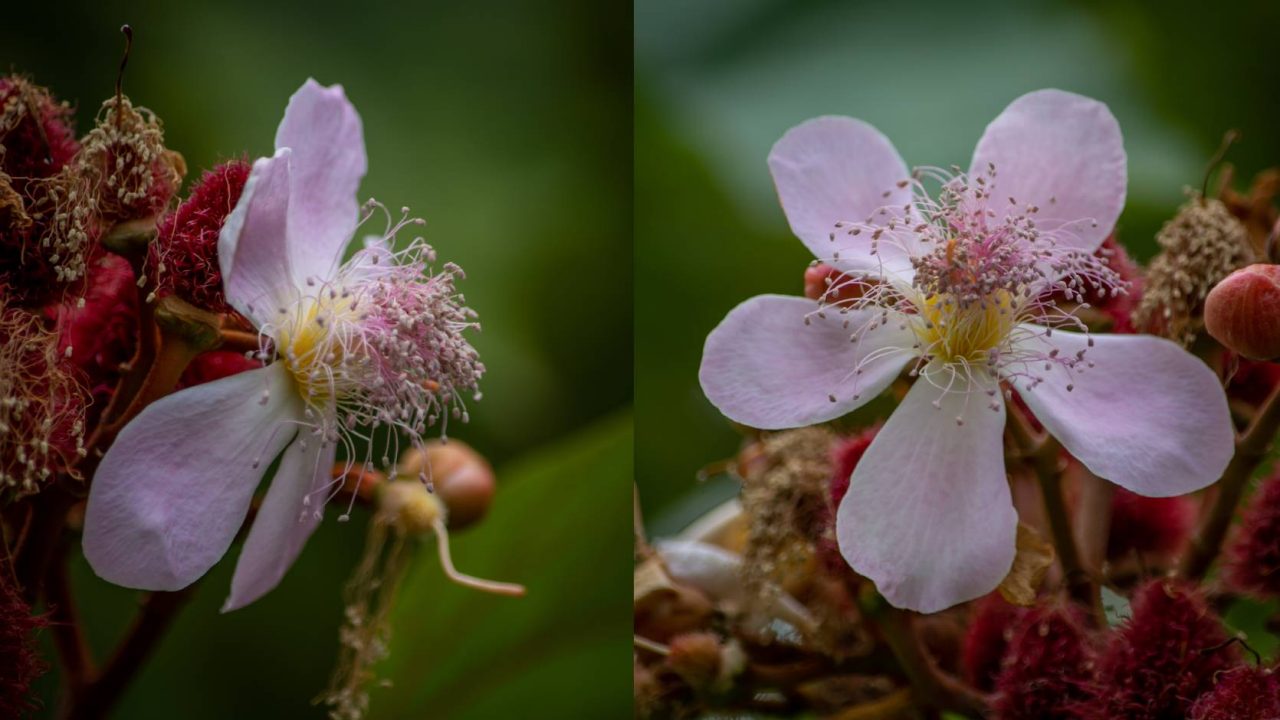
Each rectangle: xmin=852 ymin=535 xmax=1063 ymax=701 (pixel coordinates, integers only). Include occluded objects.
xmin=916 ymin=290 xmax=1016 ymax=365
xmin=275 ymin=291 xmax=361 ymax=405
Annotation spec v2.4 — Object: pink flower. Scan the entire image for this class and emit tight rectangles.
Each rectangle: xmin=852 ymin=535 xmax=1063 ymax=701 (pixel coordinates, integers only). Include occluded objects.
xmin=83 ymin=80 xmax=483 ymax=610
xmin=699 ymin=90 xmax=1233 ymax=612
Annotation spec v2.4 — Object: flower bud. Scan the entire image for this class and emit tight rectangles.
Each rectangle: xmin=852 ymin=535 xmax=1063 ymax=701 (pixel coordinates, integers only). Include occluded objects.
xmin=1204 ymin=264 xmax=1280 ymax=360
xmin=395 ymin=439 xmax=495 ymax=530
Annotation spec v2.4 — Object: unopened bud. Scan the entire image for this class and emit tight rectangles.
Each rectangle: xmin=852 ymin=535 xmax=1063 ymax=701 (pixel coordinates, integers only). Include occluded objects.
xmin=153 ymin=295 xmax=223 ymax=351
xmin=395 ymin=439 xmax=494 ymax=530
xmin=1204 ymin=264 xmax=1280 ymax=360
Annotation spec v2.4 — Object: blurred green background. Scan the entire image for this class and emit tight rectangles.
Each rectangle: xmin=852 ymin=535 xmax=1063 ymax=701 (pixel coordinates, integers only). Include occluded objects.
xmin=635 ymin=0 xmax=1280 ymax=533
xmin=6 ymin=0 xmax=631 ymax=718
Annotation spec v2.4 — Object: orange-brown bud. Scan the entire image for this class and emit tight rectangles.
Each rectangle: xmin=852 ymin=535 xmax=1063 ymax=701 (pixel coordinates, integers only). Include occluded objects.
xmin=1204 ymin=264 xmax=1280 ymax=360
xmin=395 ymin=440 xmax=495 ymax=530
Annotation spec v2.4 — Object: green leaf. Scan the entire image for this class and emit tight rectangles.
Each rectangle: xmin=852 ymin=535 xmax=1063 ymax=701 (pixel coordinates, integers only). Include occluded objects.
xmin=1223 ymin=596 xmax=1280 ymax=663
xmin=369 ymin=412 xmax=633 ymax=719
xmin=1101 ymin=586 xmax=1132 ymax=627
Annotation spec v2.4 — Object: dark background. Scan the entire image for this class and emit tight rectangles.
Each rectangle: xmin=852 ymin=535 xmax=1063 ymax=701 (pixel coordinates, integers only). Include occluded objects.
xmin=635 ymin=0 xmax=1280 ymax=533
xmin=6 ymin=0 xmax=633 ymax=717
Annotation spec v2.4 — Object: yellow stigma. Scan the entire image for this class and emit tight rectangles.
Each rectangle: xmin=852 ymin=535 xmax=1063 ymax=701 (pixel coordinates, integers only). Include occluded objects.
xmin=274 ymin=293 xmax=357 ymax=401
xmin=917 ymin=290 xmax=1015 ymax=364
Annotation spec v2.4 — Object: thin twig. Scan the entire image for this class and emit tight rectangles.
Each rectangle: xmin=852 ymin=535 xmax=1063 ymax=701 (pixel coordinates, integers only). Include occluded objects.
xmin=1180 ymin=379 xmax=1280 ymax=579
xmin=64 ymin=587 xmax=194 ymax=720
xmin=45 ymin=535 xmax=95 ymax=692
xmin=1006 ymin=401 xmax=1097 ymax=614
xmin=870 ymin=604 xmax=987 ymax=718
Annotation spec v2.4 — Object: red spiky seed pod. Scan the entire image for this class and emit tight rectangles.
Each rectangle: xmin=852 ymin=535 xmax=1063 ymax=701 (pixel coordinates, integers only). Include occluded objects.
xmin=1188 ymin=665 xmax=1280 ymax=720
xmin=0 ymin=76 xmax=79 ymax=186
xmin=0 ymin=569 xmax=49 ymax=718
xmin=55 ymin=251 xmax=137 ymax=419
xmin=1082 ymin=579 xmax=1238 ymax=719
xmin=1224 ymin=471 xmax=1280 ymax=598
xmin=828 ymin=426 xmax=878 ymax=508
xmin=1106 ymin=487 xmax=1196 ymax=561
xmin=991 ymin=603 xmax=1095 ymax=719
xmin=961 ymin=592 xmax=1025 ymax=692
xmin=148 ymin=160 xmax=250 ymax=314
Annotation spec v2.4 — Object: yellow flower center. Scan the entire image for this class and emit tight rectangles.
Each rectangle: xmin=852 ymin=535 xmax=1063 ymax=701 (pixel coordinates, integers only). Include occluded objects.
xmin=274 ymin=293 xmax=359 ymax=403
xmin=916 ymin=290 xmax=1015 ymax=365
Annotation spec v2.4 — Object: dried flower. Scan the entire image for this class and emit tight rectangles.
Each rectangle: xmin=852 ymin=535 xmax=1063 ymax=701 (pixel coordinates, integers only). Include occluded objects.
xmin=1134 ymin=197 xmax=1252 ymax=345
xmin=0 ymin=76 xmax=78 ymax=186
xmin=0 ymin=296 xmax=86 ymax=493
xmin=700 ymin=89 xmax=1232 ymax=612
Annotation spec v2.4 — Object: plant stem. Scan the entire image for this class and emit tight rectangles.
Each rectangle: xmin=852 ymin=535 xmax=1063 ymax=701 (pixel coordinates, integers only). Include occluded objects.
xmin=871 ymin=604 xmax=987 ymax=717
xmin=63 ymin=588 xmax=194 ymax=720
xmin=1006 ymin=402 xmax=1099 ymax=615
xmin=45 ymin=535 xmax=94 ymax=692
xmin=1180 ymin=378 xmax=1280 ymax=579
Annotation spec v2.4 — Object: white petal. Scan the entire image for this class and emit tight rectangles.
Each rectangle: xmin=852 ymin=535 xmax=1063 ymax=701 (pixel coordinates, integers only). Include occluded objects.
xmin=1007 ymin=327 xmax=1233 ymax=496
xmin=218 ymin=149 xmax=297 ymax=327
xmin=223 ymin=435 xmax=336 ymax=611
xmin=837 ymin=373 xmax=1017 ymax=613
xmin=83 ymin=365 xmax=301 ymax=591
xmin=700 ymin=295 xmax=916 ymax=429
xmin=769 ymin=116 xmax=916 ymax=277
xmin=970 ymin=89 xmax=1125 ymax=253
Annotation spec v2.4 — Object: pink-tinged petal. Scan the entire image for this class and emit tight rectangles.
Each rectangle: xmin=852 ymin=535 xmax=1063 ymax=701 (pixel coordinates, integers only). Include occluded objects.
xmin=837 ymin=375 xmax=1017 ymax=613
xmin=1008 ymin=327 xmax=1232 ymax=496
xmin=83 ymin=365 xmax=301 ymax=591
xmin=222 ymin=434 xmax=336 ymax=611
xmin=275 ymin=79 xmax=366 ymax=283
xmin=218 ymin=149 xmax=296 ymax=327
xmin=700 ymin=295 xmax=916 ymax=429
xmin=769 ymin=117 xmax=915 ymax=276
xmin=969 ymin=89 xmax=1125 ymax=253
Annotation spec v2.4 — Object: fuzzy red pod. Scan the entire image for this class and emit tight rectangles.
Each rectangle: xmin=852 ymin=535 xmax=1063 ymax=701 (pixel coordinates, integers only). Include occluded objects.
xmin=1081 ymin=579 xmax=1238 ymax=720
xmin=828 ymin=426 xmax=879 ymax=509
xmin=1106 ymin=487 xmax=1197 ymax=561
xmin=1204 ymin=264 xmax=1280 ymax=361
xmin=1188 ymin=665 xmax=1280 ymax=720
xmin=54 ymin=251 xmax=138 ymax=415
xmin=148 ymin=160 xmax=250 ymax=314
xmin=991 ymin=603 xmax=1096 ymax=719
xmin=177 ymin=350 xmax=261 ymax=389
xmin=1224 ymin=472 xmax=1280 ymax=598
xmin=0 ymin=569 xmax=49 ymax=718
xmin=961 ymin=592 xmax=1026 ymax=692
xmin=1227 ymin=352 xmax=1280 ymax=409
xmin=0 ymin=76 xmax=79 ymax=186
xmin=816 ymin=426 xmax=879 ymax=578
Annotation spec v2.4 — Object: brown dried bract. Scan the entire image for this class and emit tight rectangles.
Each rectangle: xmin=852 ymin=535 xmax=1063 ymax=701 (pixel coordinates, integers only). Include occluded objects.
xmin=1134 ymin=195 xmax=1252 ymax=345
